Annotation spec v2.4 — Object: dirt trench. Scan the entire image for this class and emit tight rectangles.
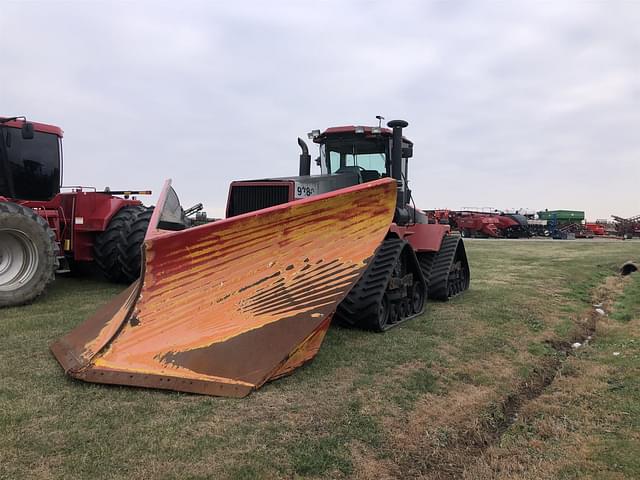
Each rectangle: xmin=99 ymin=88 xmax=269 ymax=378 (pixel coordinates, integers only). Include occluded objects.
xmin=394 ymin=274 xmax=624 ymax=480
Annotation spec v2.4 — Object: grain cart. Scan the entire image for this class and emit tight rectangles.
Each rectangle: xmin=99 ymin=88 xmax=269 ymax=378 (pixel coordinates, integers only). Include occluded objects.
xmin=0 ymin=116 xmax=153 ymax=307
xmin=51 ymin=119 xmax=470 ymax=397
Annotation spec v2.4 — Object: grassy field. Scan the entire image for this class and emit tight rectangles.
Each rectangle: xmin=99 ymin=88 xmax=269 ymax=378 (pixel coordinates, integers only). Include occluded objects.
xmin=1 ymin=239 xmax=639 ymax=479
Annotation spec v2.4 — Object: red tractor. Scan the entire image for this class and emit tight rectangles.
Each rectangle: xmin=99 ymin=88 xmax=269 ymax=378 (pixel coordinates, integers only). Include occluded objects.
xmin=0 ymin=116 xmax=154 ymax=307
xmin=51 ymin=118 xmax=472 ymax=396
xmin=224 ymin=119 xmax=471 ymax=330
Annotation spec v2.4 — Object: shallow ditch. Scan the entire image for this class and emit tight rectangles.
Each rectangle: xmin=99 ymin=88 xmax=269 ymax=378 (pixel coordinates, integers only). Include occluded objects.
xmin=429 ymin=279 xmax=611 ymax=479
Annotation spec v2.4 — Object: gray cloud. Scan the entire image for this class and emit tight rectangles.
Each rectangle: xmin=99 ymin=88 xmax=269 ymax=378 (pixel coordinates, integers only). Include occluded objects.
xmin=2 ymin=0 xmax=638 ymax=219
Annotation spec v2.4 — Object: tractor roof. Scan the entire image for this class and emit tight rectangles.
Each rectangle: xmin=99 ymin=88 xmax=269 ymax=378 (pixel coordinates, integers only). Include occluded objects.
xmin=314 ymin=125 xmax=413 ymax=145
xmin=323 ymin=126 xmax=392 ymax=136
xmin=0 ymin=117 xmax=64 ymax=137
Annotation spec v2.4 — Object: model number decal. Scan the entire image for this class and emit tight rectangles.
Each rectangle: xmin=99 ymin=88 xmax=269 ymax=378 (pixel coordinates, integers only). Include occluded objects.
xmin=295 ymin=183 xmax=316 ymax=198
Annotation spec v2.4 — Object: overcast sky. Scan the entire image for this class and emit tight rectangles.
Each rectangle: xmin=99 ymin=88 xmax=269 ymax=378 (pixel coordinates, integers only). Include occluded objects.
xmin=2 ymin=1 xmax=639 ymax=220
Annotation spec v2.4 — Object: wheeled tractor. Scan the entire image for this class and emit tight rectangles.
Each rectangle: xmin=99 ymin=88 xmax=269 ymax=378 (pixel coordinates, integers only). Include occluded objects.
xmin=0 ymin=116 xmax=153 ymax=307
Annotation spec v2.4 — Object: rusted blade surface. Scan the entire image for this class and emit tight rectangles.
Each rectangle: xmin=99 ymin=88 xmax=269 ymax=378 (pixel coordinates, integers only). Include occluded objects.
xmin=51 ymin=178 xmax=396 ymax=397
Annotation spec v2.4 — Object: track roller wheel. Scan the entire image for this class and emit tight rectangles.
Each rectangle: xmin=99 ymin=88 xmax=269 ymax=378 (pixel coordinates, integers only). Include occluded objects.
xmin=371 ymin=294 xmax=390 ymax=332
xmin=389 ymin=303 xmax=400 ymax=324
xmin=411 ymin=280 xmax=426 ymax=314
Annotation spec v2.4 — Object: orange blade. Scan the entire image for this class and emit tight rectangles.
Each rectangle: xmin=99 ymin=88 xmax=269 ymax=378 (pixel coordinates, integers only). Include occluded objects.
xmin=51 ymin=178 xmax=396 ymax=397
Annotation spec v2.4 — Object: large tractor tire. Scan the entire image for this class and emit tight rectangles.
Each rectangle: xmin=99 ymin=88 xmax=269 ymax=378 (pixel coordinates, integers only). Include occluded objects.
xmin=0 ymin=202 xmax=58 ymax=307
xmin=94 ymin=205 xmax=154 ymax=283
xmin=121 ymin=206 xmax=154 ymax=282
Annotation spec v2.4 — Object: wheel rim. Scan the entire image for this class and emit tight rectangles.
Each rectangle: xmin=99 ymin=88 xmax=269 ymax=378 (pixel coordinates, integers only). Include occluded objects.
xmin=0 ymin=229 xmax=39 ymax=292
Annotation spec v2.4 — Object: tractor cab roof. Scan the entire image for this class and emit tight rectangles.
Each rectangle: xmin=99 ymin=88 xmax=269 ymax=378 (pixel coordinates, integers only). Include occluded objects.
xmin=0 ymin=117 xmax=64 ymax=137
xmin=312 ymin=125 xmax=413 ymax=146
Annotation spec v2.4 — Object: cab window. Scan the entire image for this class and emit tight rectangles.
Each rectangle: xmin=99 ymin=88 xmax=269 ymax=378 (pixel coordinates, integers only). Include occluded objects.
xmin=324 ymin=138 xmax=389 ymax=176
xmin=1 ymin=128 xmax=60 ymax=200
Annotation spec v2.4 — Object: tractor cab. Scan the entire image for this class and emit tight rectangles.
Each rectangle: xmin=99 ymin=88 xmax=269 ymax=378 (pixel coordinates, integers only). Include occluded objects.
xmin=227 ymin=119 xmax=418 ymax=225
xmin=309 ymin=120 xmax=415 ymax=225
xmin=311 ymin=124 xmax=413 ymax=182
xmin=0 ymin=117 xmax=63 ymax=201
xmin=315 ymin=126 xmax=390 ymax=181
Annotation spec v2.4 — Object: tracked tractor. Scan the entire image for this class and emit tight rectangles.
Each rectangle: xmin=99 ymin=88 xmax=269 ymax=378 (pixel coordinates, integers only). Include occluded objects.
xmin=0 ymin=116 xmax=155 ymax=307
xmin=226 ymin=120 xmax=470 ymax=330
xmin=51 ymin=119 xmax=470 ymax=397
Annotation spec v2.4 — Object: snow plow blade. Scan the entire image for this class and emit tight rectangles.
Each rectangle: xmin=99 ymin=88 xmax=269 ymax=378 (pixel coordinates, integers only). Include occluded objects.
xmin=51 ymin=178 xmax=396 ymax=397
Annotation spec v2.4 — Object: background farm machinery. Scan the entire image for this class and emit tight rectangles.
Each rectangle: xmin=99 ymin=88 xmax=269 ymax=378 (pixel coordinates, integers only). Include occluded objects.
xmin=530 ymin=211 xmax=617 ymax=239
xmin=612 ymin=214 xmax=640 ymax=239
xmin=426 ymin=208 xmax=622 ymax=240
xmin=585 ymin=222 xmax=607 ymax=236
xmin=426 ymin=209 xmax=531 ymax=238
xmin=537 ymin=210 xmax=594 ymax=239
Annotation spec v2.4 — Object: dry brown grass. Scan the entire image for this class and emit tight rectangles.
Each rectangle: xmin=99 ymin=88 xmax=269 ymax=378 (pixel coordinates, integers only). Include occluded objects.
xmin=455 ymin=274 xmax=640 ymax=480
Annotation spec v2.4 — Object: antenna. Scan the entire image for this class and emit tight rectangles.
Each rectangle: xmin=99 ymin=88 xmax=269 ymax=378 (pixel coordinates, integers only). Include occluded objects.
xmin=375 ymin=115 xmax=384 ymax=128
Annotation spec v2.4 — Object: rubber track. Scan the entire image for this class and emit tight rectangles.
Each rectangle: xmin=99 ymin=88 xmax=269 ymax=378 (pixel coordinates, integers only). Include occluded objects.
xmin=417 ymin=251 xmax=436 ymax=289
xmin=334 ymin=237 xmax=406 ymax=331
xmin=427 ymin=234 xmax=468 ymax=301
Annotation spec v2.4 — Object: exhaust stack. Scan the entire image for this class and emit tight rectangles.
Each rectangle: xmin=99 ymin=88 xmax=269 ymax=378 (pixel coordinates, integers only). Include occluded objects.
xmin=387 ymin=119 xmax=410 ymax=225
xmin=298 ymin=137 xmax=311 ymax=176
xmin=387 ymin=119 xmax=408 ymax=185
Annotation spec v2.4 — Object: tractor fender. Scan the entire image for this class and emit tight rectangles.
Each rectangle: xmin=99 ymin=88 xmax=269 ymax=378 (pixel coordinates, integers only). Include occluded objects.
xmin=389 ymin=223 xmax=450 ymax=253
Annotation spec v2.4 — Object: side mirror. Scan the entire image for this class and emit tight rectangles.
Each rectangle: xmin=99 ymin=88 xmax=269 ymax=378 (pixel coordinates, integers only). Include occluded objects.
xmin=402 ymin=145 xmax=413 ymax=158
xmin=21 ymin=122 xmax=35 ymax=140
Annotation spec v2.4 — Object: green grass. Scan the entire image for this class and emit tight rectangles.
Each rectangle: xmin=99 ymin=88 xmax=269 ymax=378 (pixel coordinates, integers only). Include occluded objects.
xmin=1 ymin=239 xmax=639 ymax=479
xmin=610 ymin=274 xmax=640 ymax=322
xmin=586 ymin=273 xmax=640 ymax=477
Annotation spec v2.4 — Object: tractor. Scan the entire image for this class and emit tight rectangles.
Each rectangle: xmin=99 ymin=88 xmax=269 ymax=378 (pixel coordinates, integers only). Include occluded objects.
xmin=52 ymin=118 xmax=472 ymax=396
xmin=225 ymin=119 xmax=471 ymax=330
xmin=0 ymin=116 xmax=154 ymax=307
